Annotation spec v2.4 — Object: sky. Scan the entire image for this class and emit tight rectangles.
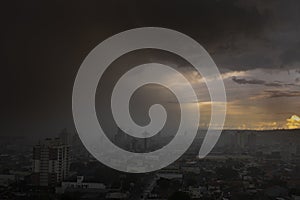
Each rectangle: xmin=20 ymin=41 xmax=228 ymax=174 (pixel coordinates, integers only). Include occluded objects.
xmin=1 ymin=0 xmax=300 ymax=137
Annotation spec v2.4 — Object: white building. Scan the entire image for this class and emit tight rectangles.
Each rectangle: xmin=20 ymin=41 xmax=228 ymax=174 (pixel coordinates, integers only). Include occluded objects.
xmin=32 ymin=137 xmax=71 ymax=187
xmin=56 ymin=176 xmax=105 ymax=194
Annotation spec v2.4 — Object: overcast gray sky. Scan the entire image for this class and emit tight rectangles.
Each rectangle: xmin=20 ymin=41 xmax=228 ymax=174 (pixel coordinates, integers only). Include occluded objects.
xmin=1 ymin=0 xmax=300 ymax=137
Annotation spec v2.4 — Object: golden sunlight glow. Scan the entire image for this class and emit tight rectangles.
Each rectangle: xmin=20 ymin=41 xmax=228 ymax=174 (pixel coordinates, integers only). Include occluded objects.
xmin=286 ymin=115 xmax=300 ymax=129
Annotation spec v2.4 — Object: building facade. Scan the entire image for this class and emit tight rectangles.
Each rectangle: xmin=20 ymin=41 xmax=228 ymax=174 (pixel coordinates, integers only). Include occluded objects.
xmin=32 ymin=137 xmax=71 ymax=187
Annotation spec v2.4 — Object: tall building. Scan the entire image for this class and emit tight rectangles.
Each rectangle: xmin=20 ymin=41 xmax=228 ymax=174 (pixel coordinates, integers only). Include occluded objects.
xmin=32 ymin=137 xmax=71 ymax=187
xmin=247 ymin=133 xmax=257 ymax=149
xmin=229 ymin=131 xmax=248 ymax=149
xmin=237 ymin=131 xmax=247 ymax=149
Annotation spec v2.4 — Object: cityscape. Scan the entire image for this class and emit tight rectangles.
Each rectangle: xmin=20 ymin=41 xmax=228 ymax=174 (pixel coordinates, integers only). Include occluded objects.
xmin=2 ymin=0 xmax=300 ymax=200
xmin=0 ymin=128 xmax=300 ymax=199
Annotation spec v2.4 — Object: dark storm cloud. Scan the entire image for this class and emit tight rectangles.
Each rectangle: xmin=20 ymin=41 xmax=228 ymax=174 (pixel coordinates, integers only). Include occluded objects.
xmin=232 ymin=77 xmax=266 ymax=85
xmin=231 ymin=77 xmax=297 ymax=87
xmin=123 ymin=0 xmax=300 ymax=70
xmin=210 ymin=0 xmax=300 ymax=70
xmin=1 ymin=0 xmax=300 ymax=136
xmin=121 ymin=0 xmax=300 ymax=70
xmin=280 ymin=42 xmax=300 ymax=66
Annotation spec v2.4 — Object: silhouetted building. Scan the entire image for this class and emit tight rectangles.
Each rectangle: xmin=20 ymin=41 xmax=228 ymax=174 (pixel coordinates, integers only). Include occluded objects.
xmin=32 ymin=137 xmax=71 ymax=187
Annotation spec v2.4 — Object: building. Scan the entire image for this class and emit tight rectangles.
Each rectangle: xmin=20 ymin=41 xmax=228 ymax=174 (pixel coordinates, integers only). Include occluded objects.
xmin=32 ymin=137 xmax=71 ymax=187
xmin=247 ymin=133 xmax=257 ymax=149
xmin=228 ymin=131 xmax=250 ymax=149
xmin=0 ymin=174 xmax=16 ymax=187
xmin=56 ymin=176 xmax=105 ymax=194
xmin=237 ymin=131 xmax=247 ymax=148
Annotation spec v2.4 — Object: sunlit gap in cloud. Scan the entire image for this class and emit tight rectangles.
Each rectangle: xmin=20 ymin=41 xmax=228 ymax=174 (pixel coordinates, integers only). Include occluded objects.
xmin=134 ymin=64 xmax=300 ymax=130
xmin=286 ymin=115 xmax=300 ymax=129
xmin=180 ymin=67 xmax=300 ymax=130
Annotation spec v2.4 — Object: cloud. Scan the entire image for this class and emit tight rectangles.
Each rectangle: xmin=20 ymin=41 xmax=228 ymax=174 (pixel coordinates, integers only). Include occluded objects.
xmin=102 ymin=0 xmax=300 ymax=71
xmin=280 ymin=42 xmax=300 ymax=66
xmin=232 ymin=76 xmax=265 ymax=85
xmin=286 ymin=115 xmax=300 ymax=129
xmin=3 ymin=0 xmax=300 ymax=135
xmin=231 ymin=76 xmax=293 ymax=87
xmin=264 ymin=82 xmax=283 ymax=87
xmin=208 ymin=0 xmax=300 ymax=70
xmin=263 ymin=90 xmax=300 ymax=98
xmin=249 ymin=89 xmax=300 ymax=100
